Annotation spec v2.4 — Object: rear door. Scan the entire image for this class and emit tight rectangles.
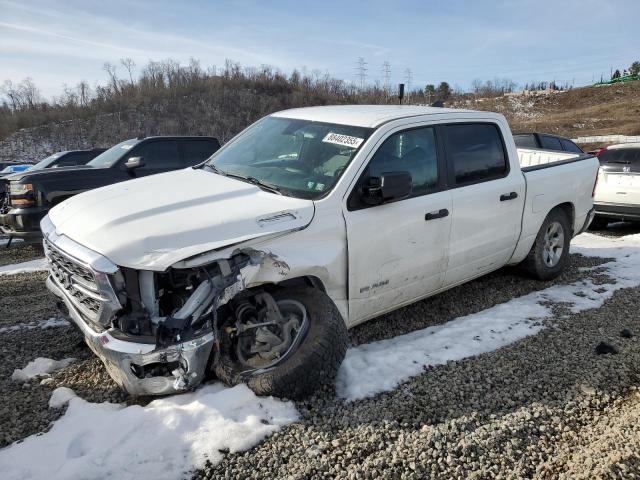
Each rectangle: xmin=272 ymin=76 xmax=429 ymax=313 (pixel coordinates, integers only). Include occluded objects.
xmin=596 ymin=148 xmax=640 ymax=205
xmin=443 ymin=123 xmax=525 ymax=287
xmin=344 ymin=124 xmax=452 ymax=323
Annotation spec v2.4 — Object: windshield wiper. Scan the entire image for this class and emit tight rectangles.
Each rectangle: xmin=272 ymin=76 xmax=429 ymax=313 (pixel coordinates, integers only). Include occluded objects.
xmin=233 ymin=174 xmax=282 ymax=195
xmin=200 ymin=163 xmax=282 ymax=194
xmin=201 ymin=163 xmax=225 ymax=174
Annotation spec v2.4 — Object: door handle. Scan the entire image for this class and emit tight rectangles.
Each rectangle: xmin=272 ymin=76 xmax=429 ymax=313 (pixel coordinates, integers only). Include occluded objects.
xmin=500 ymin=192 xmax=518 ymax=201
xmin=425 ymin=208 xmax=449 ymax=221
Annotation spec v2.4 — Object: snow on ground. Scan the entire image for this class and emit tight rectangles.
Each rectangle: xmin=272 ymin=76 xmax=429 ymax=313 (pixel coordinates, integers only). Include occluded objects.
xmin=336 ymin=233 xmax=640 ymax=400
xmin=11 ymin=357 xmax=77 ymax=382
xmin=0 ymin=317 xmax=69 ymax=333
xmin=2 ymin=233 xmax=639 ymax=478
xmin=49 ymin=387 xmax=77 ymax=408
xmin=0 ymin=384 xmax=299 ymax=480
xmin=0 ymin=258 xmax=47 ymax=275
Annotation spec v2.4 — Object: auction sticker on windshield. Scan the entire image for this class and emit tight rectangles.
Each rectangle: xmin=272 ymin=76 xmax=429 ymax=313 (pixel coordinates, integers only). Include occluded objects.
xmin=322 ymin=133 xmax=364 ymax=149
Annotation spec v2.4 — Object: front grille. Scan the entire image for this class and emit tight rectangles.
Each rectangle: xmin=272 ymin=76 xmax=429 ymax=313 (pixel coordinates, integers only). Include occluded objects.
xmin=44 ymin=238 xmax=106 ymax=329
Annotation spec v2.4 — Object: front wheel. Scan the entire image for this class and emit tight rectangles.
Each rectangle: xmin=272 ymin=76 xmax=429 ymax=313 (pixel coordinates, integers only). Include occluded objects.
xmin=213 ymin=287 xmax=347 ymax=399
xmin=521 ymin=209 xmax=571 ymax=280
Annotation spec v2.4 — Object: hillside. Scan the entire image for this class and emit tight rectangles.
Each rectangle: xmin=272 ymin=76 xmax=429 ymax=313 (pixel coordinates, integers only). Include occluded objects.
xmin=2 ymin=78 xmax=639 ymax=162
xmin=453 ymin=80 xmax=640 ymax=138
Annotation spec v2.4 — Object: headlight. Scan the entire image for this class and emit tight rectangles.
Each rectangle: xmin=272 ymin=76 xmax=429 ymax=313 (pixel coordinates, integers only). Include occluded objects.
xmin=9 ymin=182 xmax=33 ymax=194
xmin=9 ymin=182 xmax=36 ymax=207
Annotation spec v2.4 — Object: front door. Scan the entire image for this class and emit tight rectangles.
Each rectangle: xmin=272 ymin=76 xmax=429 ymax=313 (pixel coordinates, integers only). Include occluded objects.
xmin=344 ymin=125 xmax=452 ymax=324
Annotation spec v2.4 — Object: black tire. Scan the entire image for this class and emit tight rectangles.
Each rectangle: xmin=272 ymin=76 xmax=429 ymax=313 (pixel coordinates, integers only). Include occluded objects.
xmin=521 ymin=208 xmax=571 ymax=281
xmin=588 ymin=215 xmax=609 ymax=230
xmin=214 ymin=286 xmax=348 ymax=399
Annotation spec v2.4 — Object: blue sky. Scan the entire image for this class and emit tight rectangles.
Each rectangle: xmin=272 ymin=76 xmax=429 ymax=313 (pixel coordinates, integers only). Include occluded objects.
xmin=1 ymin=0 xmax=638 ymax=98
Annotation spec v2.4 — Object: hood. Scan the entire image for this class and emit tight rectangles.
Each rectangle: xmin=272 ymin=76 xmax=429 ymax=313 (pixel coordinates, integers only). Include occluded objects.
xmin=5 ymin=165 xmax=94 ymax=183
xmin=48 ymin=168 xmax=315 ymax=271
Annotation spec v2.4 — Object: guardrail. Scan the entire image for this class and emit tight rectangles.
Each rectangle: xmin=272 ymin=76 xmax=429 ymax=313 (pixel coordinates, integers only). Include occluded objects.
xmin=573 ymin=135 xmax=640 ymax=145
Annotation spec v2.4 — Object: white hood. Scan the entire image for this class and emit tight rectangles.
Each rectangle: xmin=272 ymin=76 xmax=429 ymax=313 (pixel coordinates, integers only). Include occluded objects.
xmin=48 ymin=168 xmax=315 ymax=270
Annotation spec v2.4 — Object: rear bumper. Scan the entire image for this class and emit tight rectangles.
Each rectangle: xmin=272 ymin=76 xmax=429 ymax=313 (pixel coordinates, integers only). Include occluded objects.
xmin=594 ymin=202 xmax=640 ymax=221
xmin=0 ymin=206 xmax=48 ymax=239
xmin=46 ymin=274 xmax=214 ymax=396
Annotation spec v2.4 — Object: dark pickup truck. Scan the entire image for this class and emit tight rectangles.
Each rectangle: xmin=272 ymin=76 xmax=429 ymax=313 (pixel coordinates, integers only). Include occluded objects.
xmin=0 ymin=136 xmax=220 ymax=242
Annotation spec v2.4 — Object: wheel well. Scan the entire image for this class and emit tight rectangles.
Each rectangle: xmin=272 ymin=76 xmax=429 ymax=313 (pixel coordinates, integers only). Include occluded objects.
xmin=276 ymin=275 xmax=327 ymax=292
xmin=551 ymin=202 xmax=575 ymax=233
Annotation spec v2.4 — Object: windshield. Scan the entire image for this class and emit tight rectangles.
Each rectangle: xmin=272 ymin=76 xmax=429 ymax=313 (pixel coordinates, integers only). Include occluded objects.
xmin=88 ymin=139 xmax=138 ymax=168
xmin=206 ymin=117 xmax=372 ymax=199
xmin=30 ymin=152 xmax=65 ymax=171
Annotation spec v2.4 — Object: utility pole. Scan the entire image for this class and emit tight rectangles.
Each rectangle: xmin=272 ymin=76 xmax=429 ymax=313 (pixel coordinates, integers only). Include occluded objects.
xmin=404 ymin=68 xmax=413 ymax=96
xmin=355 ymin=57 xmax=368 ymax=91
xmin=381 ymin=61 xmax=391 ymax=95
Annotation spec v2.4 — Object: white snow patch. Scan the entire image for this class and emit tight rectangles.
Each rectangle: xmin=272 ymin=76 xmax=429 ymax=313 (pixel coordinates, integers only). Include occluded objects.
xmin=0 ymin=317 xmax=69 ymax=333
xmin=337 ymin=233 xmax=640 ymax=400
xmin=11 ymin=357 xmax=76 ymax=382
xmin=49 ymin=387 xmax=77 ymax=408
xmin=0 ymin=258 xmax=47 ymax=276
xmin=0 ymin=383 xmax=299 ymax=480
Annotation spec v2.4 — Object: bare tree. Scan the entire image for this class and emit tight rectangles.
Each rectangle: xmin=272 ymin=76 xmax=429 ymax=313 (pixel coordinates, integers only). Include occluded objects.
xmin=103 ymin=62 xmax=119 ymax=93
xmin=120 ymin=58 xmax=136 ymax=85
xmin=76 ymin=80 xmax=91 ymax=107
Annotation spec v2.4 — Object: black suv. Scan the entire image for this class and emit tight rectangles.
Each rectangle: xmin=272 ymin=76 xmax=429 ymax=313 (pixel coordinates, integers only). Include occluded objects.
xmin=0 ymin=136 xmax=220 ymax=241
xmin=513 ymin=133 xmax=583 ymax=153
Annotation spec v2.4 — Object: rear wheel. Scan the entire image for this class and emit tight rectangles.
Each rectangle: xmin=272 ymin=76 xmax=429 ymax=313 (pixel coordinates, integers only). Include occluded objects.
xmin=521 ymin=209 xmax=571 ymax=280
xmin=214 ymin=287 xmax=347 ymax=399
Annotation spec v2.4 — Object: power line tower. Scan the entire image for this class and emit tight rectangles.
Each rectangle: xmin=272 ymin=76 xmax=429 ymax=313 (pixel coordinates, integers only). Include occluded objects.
xmin=355 ymin=57 xmax=368 ymax=90
xmin=404 ymin=68 xmax=413 ymax=96
xmin=381 ymin=61 xmax=391 ymax=95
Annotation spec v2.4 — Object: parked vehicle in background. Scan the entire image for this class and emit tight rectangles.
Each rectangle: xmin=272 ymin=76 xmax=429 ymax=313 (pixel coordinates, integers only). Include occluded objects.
xmin=0 ymin=136 xmax=220 ymax=241
xmin=1 ymin=164 xmax=32 ymax=176
xmin=29 ymin=149 xmax=107 ymax=171
xmin=42 ymin=106 xmax=599 ymax=400
xmin=591 ymin=143 xmax=640 ymax=228
xmin=0 ymin=161 xmax=34 ymax=171
xmin=514 ymin=132 xmax=584 ymax=153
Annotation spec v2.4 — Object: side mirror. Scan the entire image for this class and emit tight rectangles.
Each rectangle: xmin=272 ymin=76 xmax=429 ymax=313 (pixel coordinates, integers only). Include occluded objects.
xmin=361 ymin=171 xmax=412 ymax=205
xmin=124 ymin=156 xmax=145 ymax=170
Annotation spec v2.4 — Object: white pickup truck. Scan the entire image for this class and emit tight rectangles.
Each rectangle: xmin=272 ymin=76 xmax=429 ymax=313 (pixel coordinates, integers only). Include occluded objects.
xmin=42 ymin=106 xmax=599 ymax=398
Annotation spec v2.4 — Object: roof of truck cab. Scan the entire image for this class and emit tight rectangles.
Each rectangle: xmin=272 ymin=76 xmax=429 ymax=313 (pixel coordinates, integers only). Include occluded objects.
xmin=270 ymin=105 xmax=499 ymax=128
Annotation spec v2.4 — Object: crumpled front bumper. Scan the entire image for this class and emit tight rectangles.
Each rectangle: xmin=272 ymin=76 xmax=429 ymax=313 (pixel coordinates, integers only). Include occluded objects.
xmin=47 ymin=275 xmax=214 ymax=396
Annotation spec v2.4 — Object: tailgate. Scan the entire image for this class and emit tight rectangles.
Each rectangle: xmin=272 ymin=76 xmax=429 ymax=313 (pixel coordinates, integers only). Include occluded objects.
xmin=595 ymin=169 xmax=640 ymax=205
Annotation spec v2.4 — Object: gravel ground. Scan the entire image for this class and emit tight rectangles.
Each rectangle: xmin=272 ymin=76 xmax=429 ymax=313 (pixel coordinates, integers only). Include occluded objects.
xmin=1 ymin=228 xmax=640 ymax=478
xmin=0 ymin=240 xmax=43 ymax=267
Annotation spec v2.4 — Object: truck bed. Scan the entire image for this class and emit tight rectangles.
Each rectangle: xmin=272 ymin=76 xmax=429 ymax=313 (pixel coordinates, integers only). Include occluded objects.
xmin=509 ymin=149 xmax=599 ymax=264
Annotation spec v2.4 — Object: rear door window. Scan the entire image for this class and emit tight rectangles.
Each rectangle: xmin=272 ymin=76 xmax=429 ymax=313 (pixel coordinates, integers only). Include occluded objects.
xmin=182 ymin=139 xmax=220 ymax=166
xmin=445 ymin=123 xmax=508 ymax=185
xmin=560 ymin=139 xmax=583 ymax=153
xmin=599 ymin=148 xmax=640 ymax=172
xmin=513 ymin=134 xmax=538 ymax=149
xmin=540 ymin=135 xmax=563 ymax=151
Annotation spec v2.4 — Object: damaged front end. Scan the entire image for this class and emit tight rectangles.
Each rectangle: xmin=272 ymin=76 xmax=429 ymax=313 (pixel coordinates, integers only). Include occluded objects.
xmin=42 ymin=216 xmax=280 ymax=396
